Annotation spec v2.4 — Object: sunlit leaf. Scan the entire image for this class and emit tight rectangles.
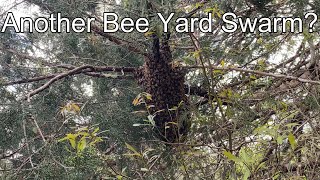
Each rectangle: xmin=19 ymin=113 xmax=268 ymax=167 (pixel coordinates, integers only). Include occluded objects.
xmin=256 ymin=162 xmax=266 ymax=171
xmin=77 ymin=137 xmax=87 ymax=152
xmin=66 ymin=134 xmax=77 ymax=149
xmin=220 ymin=60 xmax=225 ymax=67
xmin=58 ymin=137 xmax=69 ymax=142
xmin=243 ymin=167 xmax=251 ymax=180
xmin=288 ymin=133 xmax=297 ymax=150
xmin=92 ymin=127 xmax=100 ymax=134
xmin=89 ymin=137 xmax=103 ymax=146
xmin=144 ymin=93 xmax=152 ymax=100
xmin=272 ymin=172 xmax=281 ymax=180
xmin=250 ymin=75 xmax=257 ymax=80
xmin=144 ymin=31 xmax=155 ymax=37
xmin=132 ymin=94 xmax=141 ymax=106
xmin=71 ymin=103 xmax=80 ymax=113
xmin=223 ymin=150 xmax=241 ymax=163
xmin=276 ymin=136 xmax=284 ymax=145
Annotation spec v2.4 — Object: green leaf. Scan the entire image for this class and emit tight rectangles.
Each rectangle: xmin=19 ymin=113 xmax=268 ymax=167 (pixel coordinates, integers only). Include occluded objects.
xmin=250 ymin=75 xmax=257 ymax=80
xmin=276 ymin=136 xmax=284 ymax=145
xmin=92 ymin=127 xmax=100 ymax=134
xmin=256 ymin=162 xmax=266 ymax=171
xmin=223 ymin=150 xmax=241 ymax=163
xmin=125 ymin=143 xmax=142 ymax=157
xmin=89 ymin=137 xmax=103 ymax=146
xmin=58 ymin=137 xmax=69 ymax=142
xmin=243 ymin=167 xmax=251 ymax=180
xmin=77 ymin=137 xmax=87 ymax=152
xmin=78 ymin=132 xmax=90 ymax=137
xmin=288 ymin=133 xmax=297 ymax=150
xmin=220 ymin=60 xmax=225 ymax=67
xmin=213 ymin=69 xmax=223 ymax=74
xmin=285 ymin=123 xmax=300 ymax=128
xmin=272 ymin=171 xmax=281 ymax=180
xmin=217 ymin=98 xmax=223 ymax=107
xmin=195 ymin=2 xmax=203 ymax=8
xmin=66 ymin=134 xmax=77 ymax=149
xmin=280 ymin=101 xmax=288 ymax=111
xmin=240 ymin=150 xmax=250 ymax=163
xmin=191 ymin=50 xmax=202 ymax=59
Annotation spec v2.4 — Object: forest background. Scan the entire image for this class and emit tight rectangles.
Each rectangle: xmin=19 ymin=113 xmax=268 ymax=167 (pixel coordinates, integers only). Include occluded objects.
xmin=1 ymin=0 xmax=320 ymax=179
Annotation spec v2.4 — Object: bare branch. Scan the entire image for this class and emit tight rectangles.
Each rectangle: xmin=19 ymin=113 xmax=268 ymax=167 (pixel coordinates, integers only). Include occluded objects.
xmin=1 ymin=65 xmax=137 ymax=87
xmin=26 ymin=65 xmax=92 ymax=100
xmin=0 ymin=143 xmax=27 ymax=160
xmin=25 ymin=65 xmax=137 ymax=99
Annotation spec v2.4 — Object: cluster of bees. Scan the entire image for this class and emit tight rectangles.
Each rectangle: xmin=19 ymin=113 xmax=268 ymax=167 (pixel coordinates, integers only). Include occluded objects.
xmin=135 ymin=34 xmax=190 ymax=142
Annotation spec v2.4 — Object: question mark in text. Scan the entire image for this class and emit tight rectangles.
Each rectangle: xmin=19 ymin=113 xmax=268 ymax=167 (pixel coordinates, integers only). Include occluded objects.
xmin=305 ymin=12 xmax=318 ymax=33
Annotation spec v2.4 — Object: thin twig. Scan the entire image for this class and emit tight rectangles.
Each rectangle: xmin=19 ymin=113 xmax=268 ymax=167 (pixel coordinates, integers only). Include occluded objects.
xmin=186 ymin=65 xmax=320 ymax=85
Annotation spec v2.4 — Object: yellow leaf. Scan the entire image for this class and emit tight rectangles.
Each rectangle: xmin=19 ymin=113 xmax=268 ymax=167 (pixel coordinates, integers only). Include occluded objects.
xmin=89 ymin=137 xmax=103 ymax=146
xmin=71 ymin=103 xmax=80 ymax=112
xmin=92 ymin=127 xmax=100 ymax=134
xmin=220 ymin=60 xmax=225 ymax=67
xmin=288 ymin=133 xmax=297 ymax=150
xmin=257 ymin=38 xmax=263 ymax=44
xmin=144 ymin=31 xmax=155 ymax=37
xmin=78 ymin=132 xmax=90 ymax=137
xmin=125 ymin=143 xmax=142 ymax=157
xmin=77 ymin=137 xmax=87 ymax=153
xmin=196 ymin=2 xmax=204 ymax=8
xmin=258 ymin=59 xmax=266 ymax=66
xmin=250 ymin=75 xmax=257 ymax=80
xmin=133 ymin=93 xmax=152 ymax=106
xmin=58 ymin=136 xmax=69 ymax=142
xmin=216 ymin=11 xmax=222 ymax=18
xmin=66 ymin=134 xmax=77 ymax=149
xmin=144 ymin=93 xmax=152 ymax=100
xmin=132 ymin=94 xmax=142 ymax=106
xmin=191 ymin=50 xmax=201 ymax=59
xmin=223 ymin=150 xmax=241 ymax=163
xmin=217 ymin=98 xmax=223 ymax=107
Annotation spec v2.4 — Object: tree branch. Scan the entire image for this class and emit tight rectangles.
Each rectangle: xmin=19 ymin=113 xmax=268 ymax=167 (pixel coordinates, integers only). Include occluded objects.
xmin=186 ymin=65 xmax=320 ymax=85
xmin=26 ymin=65 xmax=93 ymax=100
xmin=0 ymin=143 xmax=27 ymax=160
xmin=90 ymin=25 xmax=148 ymax=57
xmin=1 ymin=65 xmax=137 ymax=87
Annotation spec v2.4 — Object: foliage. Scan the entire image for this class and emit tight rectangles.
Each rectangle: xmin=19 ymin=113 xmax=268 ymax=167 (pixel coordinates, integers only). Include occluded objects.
xmin=1 ymin=0 xmax=320 ymax=179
